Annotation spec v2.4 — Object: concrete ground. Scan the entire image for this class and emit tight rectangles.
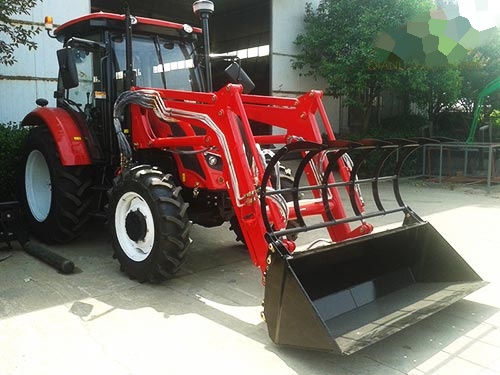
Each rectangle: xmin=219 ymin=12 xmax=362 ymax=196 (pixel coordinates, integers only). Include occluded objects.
xmin=1 ymin=181 xmax=500 ymax=375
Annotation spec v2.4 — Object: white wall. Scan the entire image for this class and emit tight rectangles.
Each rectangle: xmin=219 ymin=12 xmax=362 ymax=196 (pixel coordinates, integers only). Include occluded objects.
xmin=0 ymin=0 xmax=90 ymax=124
xmin=1 ymin=0 xmax=349 ymax=132
xmin=270 ymin=0 xmax=347 ymax=133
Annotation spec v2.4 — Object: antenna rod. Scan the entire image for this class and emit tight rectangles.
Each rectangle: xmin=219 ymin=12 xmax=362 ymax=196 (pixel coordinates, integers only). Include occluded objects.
xmin=193 ymin=1 xmax=214 ymax=92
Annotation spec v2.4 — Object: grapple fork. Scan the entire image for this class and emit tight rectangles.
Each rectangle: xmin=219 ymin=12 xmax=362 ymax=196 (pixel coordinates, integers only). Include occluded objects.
xmin=260 ymin=139 xmax=485 ymax=354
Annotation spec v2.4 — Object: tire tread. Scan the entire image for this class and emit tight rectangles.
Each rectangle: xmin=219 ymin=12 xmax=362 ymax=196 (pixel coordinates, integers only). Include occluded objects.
xmin=109 ymin=165 xmax=191 ymax=283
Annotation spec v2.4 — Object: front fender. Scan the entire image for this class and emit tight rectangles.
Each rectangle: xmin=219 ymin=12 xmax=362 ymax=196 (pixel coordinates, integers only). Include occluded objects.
xmin=21 ymin=107 xmax=91 ymax=166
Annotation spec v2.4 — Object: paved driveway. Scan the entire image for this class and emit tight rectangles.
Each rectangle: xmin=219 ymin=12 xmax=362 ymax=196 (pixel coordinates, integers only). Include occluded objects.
xmin=1 ymin=182 xmax=500 ymax=374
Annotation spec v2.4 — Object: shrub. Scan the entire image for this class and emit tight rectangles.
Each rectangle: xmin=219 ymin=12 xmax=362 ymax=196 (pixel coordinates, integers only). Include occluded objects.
xmin=0 ymin=122 xmax=28 ymax=202
xmin=347 ymin=114 xmax=428 ymax=178
xmin=434 ymin=111 xmax=471 ymax=140
xmin=367 ymin=114 xmax=428 ymax=139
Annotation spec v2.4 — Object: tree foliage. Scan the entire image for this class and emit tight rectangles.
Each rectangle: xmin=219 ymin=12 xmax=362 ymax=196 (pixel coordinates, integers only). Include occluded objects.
xmin=292 ymin=0 xmax=500 ymax=138
xmin=395 ymin=29 xmax=500 ymax=137
xmin=402 ymin=64 xmax=462 ymax=132
xmin=0 ymin=123 xmax=28 ymax=201
xmin=293 ymin=0 xmax=433 ymax=132
xmin=458 ymin=29 xmax=500 ymax=115
xmin=0 ymin=0 xmax=41 ymax=66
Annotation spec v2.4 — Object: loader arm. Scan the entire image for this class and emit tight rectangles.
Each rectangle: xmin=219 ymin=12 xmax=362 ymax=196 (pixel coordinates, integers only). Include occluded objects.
xmin=126 ymin=85 xmax=369 ymax=270
xmin=241 ymin=90 xmax=367 ymax=240
xmin=127 ymin=86 xmax=272 ymax=272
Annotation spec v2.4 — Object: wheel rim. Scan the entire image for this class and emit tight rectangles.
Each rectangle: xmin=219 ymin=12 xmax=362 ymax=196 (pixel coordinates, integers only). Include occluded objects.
xmin=115 ymin=191 xmax=155 ymax=262
xmin=25 ymin=150 xmax=52 ymax=222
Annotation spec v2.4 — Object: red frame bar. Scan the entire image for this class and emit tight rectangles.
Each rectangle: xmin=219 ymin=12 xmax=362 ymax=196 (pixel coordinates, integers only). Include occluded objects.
xmin=128 ymin=85 xmax=366 ymax=274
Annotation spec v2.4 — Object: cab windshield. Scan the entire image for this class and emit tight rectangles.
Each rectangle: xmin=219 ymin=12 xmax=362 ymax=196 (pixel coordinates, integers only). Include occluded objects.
xmin=113 ymin=34 xmax=201 ymax=91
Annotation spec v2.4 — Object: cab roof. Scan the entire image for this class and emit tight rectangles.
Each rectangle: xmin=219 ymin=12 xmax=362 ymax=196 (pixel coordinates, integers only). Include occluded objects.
xmin=54 ymin=12 xmax=202 ymax=42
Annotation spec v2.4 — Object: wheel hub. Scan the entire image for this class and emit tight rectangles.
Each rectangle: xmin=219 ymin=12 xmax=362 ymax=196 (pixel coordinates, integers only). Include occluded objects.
xmin=25 ymin=149 xmax=52 ymax=222
xmin=125 ymin=209 xmax=147 ymax=242
xmin=114 ymin=192 xmax=155 ymax=261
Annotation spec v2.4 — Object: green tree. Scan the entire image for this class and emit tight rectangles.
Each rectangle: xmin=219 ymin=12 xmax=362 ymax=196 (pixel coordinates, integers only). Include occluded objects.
xmin=0 ymin=122 xmax=28 ymax=201
xmin=0 ymin=0 xmax=41 ymax=66
xmin=458 ymin=29 xmax=500 ymax=117
xmin=404 ymin=64 xmax=462 ymax=134
xmin=293 ymin=0 xmax=433 ymax=133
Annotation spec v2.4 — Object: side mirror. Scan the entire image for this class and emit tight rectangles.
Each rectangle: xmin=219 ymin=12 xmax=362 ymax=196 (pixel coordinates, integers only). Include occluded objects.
xmin=57 ymin=48 xmax=79 ymax=89
xmin=224 ymin=62 xmax=255 ymax=94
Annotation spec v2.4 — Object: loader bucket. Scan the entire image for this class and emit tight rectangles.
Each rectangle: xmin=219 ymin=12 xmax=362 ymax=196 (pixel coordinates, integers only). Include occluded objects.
xmin=260 ymin=139 xmax=485 ymax=354
xmin=263 ymin=222 xmax=485 ymax=354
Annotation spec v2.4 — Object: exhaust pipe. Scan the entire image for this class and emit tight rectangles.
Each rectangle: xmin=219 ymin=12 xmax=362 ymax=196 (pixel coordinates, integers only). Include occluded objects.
xmin=193 ymin=0 xmax=214 ymax=92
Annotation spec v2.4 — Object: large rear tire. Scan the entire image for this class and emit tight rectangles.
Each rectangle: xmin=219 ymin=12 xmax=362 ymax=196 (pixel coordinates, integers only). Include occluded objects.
xmin=20 ymin=126 xmax=94 ymax=243
xmin=108 ymin=165 xmax=192 ymax=283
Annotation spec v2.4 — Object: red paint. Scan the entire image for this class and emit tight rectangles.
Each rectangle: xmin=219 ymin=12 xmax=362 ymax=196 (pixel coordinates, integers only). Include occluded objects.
xmin=21 ymin=107 xmax=91 ymax=166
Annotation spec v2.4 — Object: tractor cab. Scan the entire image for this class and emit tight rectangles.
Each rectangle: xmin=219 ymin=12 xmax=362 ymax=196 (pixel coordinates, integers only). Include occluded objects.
xmin=46 ymin=11 xmax=253 ymax=165
xmin=45 ymin=12 xmax=205 ymax=164
xmin=52 ymin=12 xmax=204 ymax=93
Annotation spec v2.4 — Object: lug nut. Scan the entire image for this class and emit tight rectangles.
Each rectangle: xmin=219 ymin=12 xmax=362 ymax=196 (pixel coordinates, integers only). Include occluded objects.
xmin=207 ymin=155 xmax=218 ymax=166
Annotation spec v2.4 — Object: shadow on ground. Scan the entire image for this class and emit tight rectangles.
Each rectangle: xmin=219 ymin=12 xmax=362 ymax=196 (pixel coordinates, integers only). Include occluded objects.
xmin=2 ymin=183 xmax=500 ymax=374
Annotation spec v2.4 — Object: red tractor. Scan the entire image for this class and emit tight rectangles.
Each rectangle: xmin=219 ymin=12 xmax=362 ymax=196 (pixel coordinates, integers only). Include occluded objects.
xmin=16 ymin=1 xmax=484 ymax=353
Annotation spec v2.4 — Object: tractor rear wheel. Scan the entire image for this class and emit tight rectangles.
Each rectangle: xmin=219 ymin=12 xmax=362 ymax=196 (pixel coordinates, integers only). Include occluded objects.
xmin=108 ymin=165 xmax=192 ymax=283
xmin=20 ymin=126 xmax=93 ymax=243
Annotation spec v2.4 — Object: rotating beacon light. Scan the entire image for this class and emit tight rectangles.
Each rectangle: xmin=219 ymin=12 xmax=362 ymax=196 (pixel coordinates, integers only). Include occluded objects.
xmin=44 ymin=15 xmax=57 ymax=38
xmin=44 ymin=16 xmax=54 ymax=30
xmin=193 ymin=1 xmax=214 ymax=92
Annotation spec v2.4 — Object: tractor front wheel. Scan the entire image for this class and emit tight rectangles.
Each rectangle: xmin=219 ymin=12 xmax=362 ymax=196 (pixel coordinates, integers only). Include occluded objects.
xmin=109 ymin=165 xmax=191 ymax=283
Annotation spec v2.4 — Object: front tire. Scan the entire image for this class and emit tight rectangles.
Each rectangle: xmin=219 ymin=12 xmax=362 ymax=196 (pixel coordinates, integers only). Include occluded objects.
xmin=109 ymin=165 xmax=192 ymax=283
xmin=20 ymin=126 xmax=93 ymax=243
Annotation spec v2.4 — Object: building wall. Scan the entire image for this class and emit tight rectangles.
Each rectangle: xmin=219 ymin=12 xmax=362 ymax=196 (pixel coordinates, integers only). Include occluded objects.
xmin=270 ymin=0 xmax=348 ymax=133
xmin=211 ymin=1 xmax=271 ymax=95
xmin=1 ymin=0 xmax=347 ymax=133
xmin=0 ymin=0 xmax=90 ymax=124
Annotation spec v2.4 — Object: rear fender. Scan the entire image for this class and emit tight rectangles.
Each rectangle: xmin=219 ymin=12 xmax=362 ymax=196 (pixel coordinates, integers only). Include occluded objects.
xmin=21 ymin=107 xmax=91 ymax=166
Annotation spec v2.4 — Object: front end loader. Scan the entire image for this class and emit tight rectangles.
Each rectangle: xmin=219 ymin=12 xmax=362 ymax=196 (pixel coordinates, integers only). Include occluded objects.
xmin=14 ymin=1 xmax=485 ymax=354
xmin=260 ymin=140 xmax=485 ymax=353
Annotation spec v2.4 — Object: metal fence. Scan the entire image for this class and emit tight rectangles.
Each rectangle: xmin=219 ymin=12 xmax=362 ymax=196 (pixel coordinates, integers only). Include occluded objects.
xmin=422 ymin=142 xmax=500 ymax=192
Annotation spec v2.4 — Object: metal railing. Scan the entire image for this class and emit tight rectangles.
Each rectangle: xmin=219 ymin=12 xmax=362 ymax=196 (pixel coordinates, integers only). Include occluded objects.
xmin=422 ymin=142 xmax=500 ymax=192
